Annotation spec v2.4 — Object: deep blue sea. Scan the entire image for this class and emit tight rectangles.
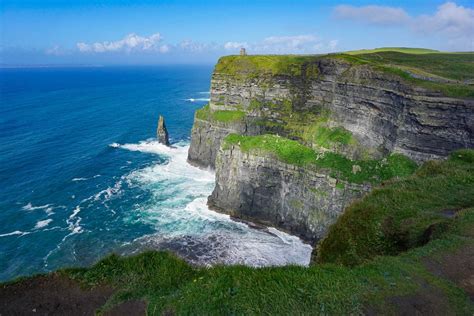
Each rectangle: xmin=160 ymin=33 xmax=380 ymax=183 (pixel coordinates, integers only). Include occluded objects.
xmin=0 ymin=66 xmax=311 ymax=281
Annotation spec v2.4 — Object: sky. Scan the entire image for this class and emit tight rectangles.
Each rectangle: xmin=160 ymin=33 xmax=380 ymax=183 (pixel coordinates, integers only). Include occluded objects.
xmin=0 ymin=0 xmax=473 ymax=65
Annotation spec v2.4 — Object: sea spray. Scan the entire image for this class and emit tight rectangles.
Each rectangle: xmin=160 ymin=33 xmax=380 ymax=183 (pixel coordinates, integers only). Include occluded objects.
xmin=115 ymin=140 xmax=312 ymax=267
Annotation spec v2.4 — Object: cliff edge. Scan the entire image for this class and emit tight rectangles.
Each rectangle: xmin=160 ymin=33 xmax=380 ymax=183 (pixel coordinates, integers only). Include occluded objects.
xmin=189 ymin=51 xmax=474 ymax=242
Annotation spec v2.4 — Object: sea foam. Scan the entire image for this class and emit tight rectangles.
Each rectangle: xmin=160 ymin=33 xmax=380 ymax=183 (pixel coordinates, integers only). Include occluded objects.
xmin=116 ymin=140 xmax=312 ymax=267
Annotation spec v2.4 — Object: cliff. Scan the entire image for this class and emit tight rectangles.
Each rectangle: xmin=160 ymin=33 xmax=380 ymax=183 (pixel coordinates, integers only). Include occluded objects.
xmin=188 ymin=52 xmax=474 ymax=242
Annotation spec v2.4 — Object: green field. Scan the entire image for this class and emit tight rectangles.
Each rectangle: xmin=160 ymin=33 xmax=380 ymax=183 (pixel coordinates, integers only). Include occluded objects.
xmin=345 ymin=47 xmax=441 ymax=55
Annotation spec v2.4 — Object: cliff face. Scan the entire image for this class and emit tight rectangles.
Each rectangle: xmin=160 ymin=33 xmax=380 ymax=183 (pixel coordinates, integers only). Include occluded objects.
xmin=208 ymin=146 xmax=370 ymax=242
xmin=188 ymin=54 xmax=474 ymax=241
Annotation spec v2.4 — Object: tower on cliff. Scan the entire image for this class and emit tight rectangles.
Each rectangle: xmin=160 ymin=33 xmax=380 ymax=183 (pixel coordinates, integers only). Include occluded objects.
xmin=240 ymin=47 xmax=247 ymax=56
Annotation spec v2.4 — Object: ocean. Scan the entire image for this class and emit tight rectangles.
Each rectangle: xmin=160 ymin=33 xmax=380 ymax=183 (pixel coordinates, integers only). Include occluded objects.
xmin=0 ymin=65 xmax=312 ymax=281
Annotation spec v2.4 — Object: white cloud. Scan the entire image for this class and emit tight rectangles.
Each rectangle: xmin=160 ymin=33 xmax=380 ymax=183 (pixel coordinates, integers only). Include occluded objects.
xmin=45 ymin=45 xmax=64 ymax=56
xmin=328 ymin=40 xmax=339 ymax=51
xmin=224 ymin=41 xmax=248 ymax=50
xmin=224 ymin=35 xmax=336 ymax=54
xmin=179 ymin=40 xmax=219 ymax=52
xmin=76 ymin=33 xmax=170 ymax=53
xmin=73 ymin=32 xmax=339 ymax=57
xmin=334 ymin=5 xmax=410 ymax=25
xmin=262 ymin=35 xmax=318 ymax=50
xmin=416 ymin=2 xmax=474 ymax=37
xmin=334 ymin=2 xmax=474 ymax=42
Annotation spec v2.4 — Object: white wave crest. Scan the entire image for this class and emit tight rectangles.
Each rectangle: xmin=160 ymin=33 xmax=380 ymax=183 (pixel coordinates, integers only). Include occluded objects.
xmin=111 ymin=139 xmax=179 ymax=156
xmin=66 ymin=206 xmax=83 ymax=234
xmin=22 ymin=203 xmax=51 ymax=211
xmin=0 ymin=230 xmax=30 ymax=238
xmin=22 ymin=203 xmax=55 ymax=215
xmin=185 ymin=98 xmax=210 ymax=102
xmin=35 ymin=219 xmax=53 ymax=229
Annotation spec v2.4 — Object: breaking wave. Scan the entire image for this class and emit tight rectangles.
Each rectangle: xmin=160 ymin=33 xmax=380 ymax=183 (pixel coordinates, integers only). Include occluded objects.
xmin=185 ymin=98 xmax=210 ymax=102
xmin=114 ymin=140 xmax=312 ymax=267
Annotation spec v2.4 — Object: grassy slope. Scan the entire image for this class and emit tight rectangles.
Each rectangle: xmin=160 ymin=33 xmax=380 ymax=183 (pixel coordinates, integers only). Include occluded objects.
xmin=55 ymin=151 xmax=474 ymax=315
xmin=317 ymin=149 xmax=474 ymax=266
xmin=343 ymin=50 xmax=474 ymax=98
xmin=224 ymin=134 xmax=417 ymax=184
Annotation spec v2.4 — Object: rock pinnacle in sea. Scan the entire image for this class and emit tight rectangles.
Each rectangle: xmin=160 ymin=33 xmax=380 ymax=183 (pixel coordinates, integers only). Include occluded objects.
xmin=157 ymin=115 xmax=170 ymax=146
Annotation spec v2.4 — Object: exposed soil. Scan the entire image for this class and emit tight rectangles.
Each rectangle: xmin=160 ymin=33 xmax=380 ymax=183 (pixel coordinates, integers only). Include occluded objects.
xmin=387 ymin=286 xmax=453 ymax=316
xmin=365 ymin=242 xmax=474 ymax=315
xmin=104 ymin=300 xmax=147 ymax=316
xmin=0 ymin=273 xmax=146 ymax=315
xmin=423 ymin=243 xmax=474 ymax=301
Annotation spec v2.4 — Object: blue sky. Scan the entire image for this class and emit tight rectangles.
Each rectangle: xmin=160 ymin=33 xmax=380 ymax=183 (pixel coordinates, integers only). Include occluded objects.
xmin=1 ymin=0 xmax=473 ymax=65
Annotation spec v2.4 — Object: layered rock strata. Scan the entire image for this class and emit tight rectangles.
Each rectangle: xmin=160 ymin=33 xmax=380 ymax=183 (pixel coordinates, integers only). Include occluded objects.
xmin=188 ymin=55 xmax=474 ymax=241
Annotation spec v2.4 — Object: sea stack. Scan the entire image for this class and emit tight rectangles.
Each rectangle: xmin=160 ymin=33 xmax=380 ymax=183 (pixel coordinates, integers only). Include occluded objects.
xmin=157 ymin=115 xmax=170 ymax=146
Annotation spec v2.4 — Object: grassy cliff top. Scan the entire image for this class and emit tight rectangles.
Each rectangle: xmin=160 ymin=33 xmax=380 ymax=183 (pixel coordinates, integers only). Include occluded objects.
xmin=215 ymin=49 xmax=474 ymax=98
xmin=345 ymin=47 xmax=441 ymax=55
xmin=4 ymin=151 xmax=473 ymax=315
xmin=214 ymin=55 xmax=320 ymax=78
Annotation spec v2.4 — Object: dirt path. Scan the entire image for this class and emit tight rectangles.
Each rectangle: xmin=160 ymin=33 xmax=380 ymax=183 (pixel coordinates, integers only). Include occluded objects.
xmin=0 ymin=273 xmax=146 ymax=315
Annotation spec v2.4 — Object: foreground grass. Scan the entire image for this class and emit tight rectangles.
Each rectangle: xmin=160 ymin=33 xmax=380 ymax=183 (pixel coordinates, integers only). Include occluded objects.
xmin=224 ymin=134 xmax=417 ymax=184
xmin=62 ymin=208 xmax=473 ymax=315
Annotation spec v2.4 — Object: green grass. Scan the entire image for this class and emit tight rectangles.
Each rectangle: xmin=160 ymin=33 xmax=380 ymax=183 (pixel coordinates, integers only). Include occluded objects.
xmin=317 ymin=149 xmax=474 ymax=266
xmin=337 ymin=51 xmax=474 ymax=98
xmin=212 ymin=110 xmax=246 ymax=122
xmin=345 ymin=47 xmax=441 ymax=55
xmin=214 ymin=55 xmax=320 ymax=79
xmin=313 ymin=126 xmax=353 ymax=147
xmin=224 ymin=134 xmax=317 ymax=166
xmin=353 ymin=51 xmax=474 ymax=81
xmin=195 ymin=104 xmax=245 ymax=123
xmin=224 ymin=134 xmax=417 ymax=184
xmin=60 ymin=206 xmax=474 ymax=315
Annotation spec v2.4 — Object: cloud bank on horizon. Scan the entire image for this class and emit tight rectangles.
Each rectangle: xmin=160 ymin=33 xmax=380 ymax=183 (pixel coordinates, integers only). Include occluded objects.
xmin=1 ymin=1 xmax=473 ymax=65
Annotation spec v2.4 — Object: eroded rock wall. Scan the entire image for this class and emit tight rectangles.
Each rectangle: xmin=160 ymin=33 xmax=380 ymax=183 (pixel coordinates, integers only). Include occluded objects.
xmin=188 ymin=55 xmax=474 ymax=241
xmin=208 ymin=145 xmax=370 ymax=242
xmin=189 ymin=58 xmax=474 ymax=168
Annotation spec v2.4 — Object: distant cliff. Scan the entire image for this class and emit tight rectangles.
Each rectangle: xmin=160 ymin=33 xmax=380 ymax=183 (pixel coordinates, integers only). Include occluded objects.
xmin=188 ymin=52 xmax=474 ymax=241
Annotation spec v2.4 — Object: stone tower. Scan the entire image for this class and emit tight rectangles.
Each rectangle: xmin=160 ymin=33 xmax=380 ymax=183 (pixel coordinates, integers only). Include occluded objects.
xmin=240 ymin=47 xmax=247 ymax=56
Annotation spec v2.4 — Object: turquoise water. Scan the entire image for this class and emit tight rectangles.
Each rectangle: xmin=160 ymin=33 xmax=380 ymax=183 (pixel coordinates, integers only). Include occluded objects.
xmin=0 ymin=66 xmax=311 ymax=281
